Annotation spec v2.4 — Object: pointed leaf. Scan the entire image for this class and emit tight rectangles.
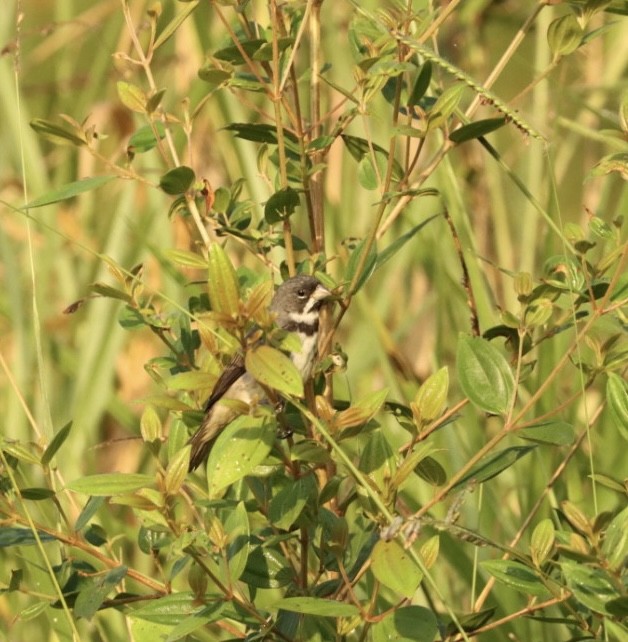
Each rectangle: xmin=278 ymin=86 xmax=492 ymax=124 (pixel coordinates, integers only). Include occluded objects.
xmin=245 ymin=345 xmax=304 ymax=397
xmin=117 ymin=81 xmax=147 ymax=113
xmin=481 ymin=559 xmax=549 ymax=597
xmin=413 ymin=367 xmax=449 ymax=426
xmin=273 ymin=597 xmax=359 ymax=618
xmin=607 ymin=372 xmax=628 ymax=440
xmin=206 ymin=415 xmax=276 ymax=498
xmin=164 ymin=446 xmax=191 ymax=496
xmin=518 ymin=421 xmax=574 ymax=446
xmin=24 ymin=175 xmax=116 ymax=209
xmin=601 ymin=506 xmax=628 ymax=571
xmin=207 ymin=244 xmax=239 ymax=316
xmin=269 ymin=477 xmax=317 ymax=530
xmin=30 ymin=117 xmax=86 ymax=146
xmin=457 ymin=335 xmax=514 ymax=415
xmin=408 ymin=61 xmax=432 ymax=107
xmin=454 ymin=446 xmax=535 ymax=488
xmin=531 ymin=518 xmax=555 ymax=567
xmin=128 ymin=122 xmax=166 ymax=153
xmin=41 ymin=421 xmax=73 ymax=465
xmin=346 ymin=238 xmax=377 ymax=293
xmin=225 ymin=502 xmax=250 ymax=582
xmin=449 ymin=117 xmax=507 ymax=143
xmin=561 ymin=561 xmax=619 ymax=615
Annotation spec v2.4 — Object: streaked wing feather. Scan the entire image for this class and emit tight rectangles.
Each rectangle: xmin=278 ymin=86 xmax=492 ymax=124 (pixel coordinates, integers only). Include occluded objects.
xmin=203 ymin=352 xmax=246 ymax=411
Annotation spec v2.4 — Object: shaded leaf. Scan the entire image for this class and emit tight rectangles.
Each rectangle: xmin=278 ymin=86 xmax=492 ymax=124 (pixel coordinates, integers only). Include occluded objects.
xmin=269 ymin=477 xmax=316 ymax=530
xmin=408 ymin=61 xmax=432 ymax=107
xmin=346 ymin=238 xmax=377 ymax=294
xmin=264 ymin=187 xmax=300 ymax=224
xmin=41 ymin=421 xmax=72 ymax=465
xmin=159 ymin=166 xmax=195 ymax=195
xmin=454 ymin=446 xmax=536 ymax=488
xmin=450 ymin=117 xmax=507 ymax=143
xmin=128 ymin=122 xmax=166 ymax=153
xmin=75 ymin=496 xmax=106 ymax=532
xmin=601 ymin=505 xmax=628 ymax=571
xmin=375 ymin=215 xmax=440 ymax=270
xmin=0 ymin=528 xmax=56 ymax=547
xmin=372 ymin=605 xmax=438 ymax=642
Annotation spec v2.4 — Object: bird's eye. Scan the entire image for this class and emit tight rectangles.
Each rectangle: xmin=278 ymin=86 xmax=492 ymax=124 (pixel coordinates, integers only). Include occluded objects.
xmin=297 ymin=288 xmax=307 ymax=298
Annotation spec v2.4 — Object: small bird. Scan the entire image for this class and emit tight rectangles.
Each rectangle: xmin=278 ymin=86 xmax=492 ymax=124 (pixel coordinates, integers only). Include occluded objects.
xmin=188 ymin=275 xmax=332 ymax=471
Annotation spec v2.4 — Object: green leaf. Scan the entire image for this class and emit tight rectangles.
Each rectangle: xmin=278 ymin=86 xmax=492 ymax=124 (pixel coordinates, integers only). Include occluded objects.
xmin=391 ymin=442 xmax=435 ymax=490
xmin=166 ymin=371 xmax=215 ymax=392
xmin=214 ymin=38 xmax=267 ymax=64
xmin=415 ymin=456 xmax=447 ymax=486
xmin=19 ymin=488 xmax=56 ymax=501
xmin=372 ymin=605 xmax=438 ymax=642
xmin=408 ymin=61 xmax=432 ymax=107
xmin=454 ymin=445 xmax=536 ymax=488
xmin=346 ymin=238 xmax=377 ymax=294
xmin=159 ymin=166 xmax=195 ymax=195
xmin=67 ymin=473 xmax=154 ymax=496
xmin=427 ymin=83 xmax=465 ymax=130
xmin=530 ymin=518 xmax=555 ymax=567
xmin=74 ymin=566 xmax=127 ymax=620
xmin=518 ymin=421 xmax=574 ymax=446
xmin=457 ymin=335 xmax=515 ymax=415
xmin=264 ymin=187 xmax=300 ymax=224
xmin=481 ymin=559 xmax=549 ymax=597
xmin=164 ymin=446 xmax=190 ymax=496
xmin=547 ymin=14 xmax=583 ymax=59
xmin=0 ymin=528 xmax=56 ymax=547
xmin=449 ymin=117 xmax=507 ymax=143
xmin=269 ymin=477 xmax=317 ymax=530
xmin=412 ymin=367 xmax=449 ymax=425
xmin=375 ymin=215 xmax=440 ymax=270
xmin=154 ymin=0 xmax=200 ymax=50
xmin=140 ymin=405 xmax=162 ymax=444
xmin=225 ymin=501 xmax=250 ymax=583
xmin=41 ymin=421 xmax=72 ymax=465
xmin=30 ymin=118 xmax=86 ymax=146
xmin=357 ymin=156 xmax=379 ymax=190
xmin=164 ymin=603 xmax=225 ymax=642
xmin=371 ymin=539 xmax=423 ymax=597
xmin=128 ymin=122 xmax=166 ymax=154
xmin=223 ymin=122 xmax=298 ymax=145
xmin=207 ymin=243 xmax=239 ymax=316
xmin=129 ymin=592 xmax=202 ymax=624
xmin=90 ymin=282 xmax=133 ymax=303
xmin=206 ymin=415 xmax=276 ymax=498
xmin=241 ymin=545 xmax=292 ymax=588
xmin=245 ymin=345 xmax=304 ymax=397
xmin=75 ymin=496 xmax=106 ymax=531
xmin=23 ymin=175 xmax=116 ymax=209
xmin=117 ymin=80 xmax=147 ymax=113
xmin=197 ymin=66 xmax=232 ymax=87
xmin=273 ymin=597 xmax=359 ymax=618
xmin=607 ymin=373 xmax=628 ymax=440
xmin=561 ymin=561 xmax=619 ymax=615
xmin=601 ymin=505 xmax=628 ymax=571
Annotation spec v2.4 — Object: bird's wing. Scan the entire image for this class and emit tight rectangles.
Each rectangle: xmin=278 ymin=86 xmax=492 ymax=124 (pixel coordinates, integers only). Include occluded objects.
xmin=203 ymin=351 xmax=246 ymax=412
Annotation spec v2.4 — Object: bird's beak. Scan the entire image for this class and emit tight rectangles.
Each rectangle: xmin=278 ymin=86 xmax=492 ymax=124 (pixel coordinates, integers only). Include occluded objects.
xmin=312 ymin=283 xmax=333 ymax=302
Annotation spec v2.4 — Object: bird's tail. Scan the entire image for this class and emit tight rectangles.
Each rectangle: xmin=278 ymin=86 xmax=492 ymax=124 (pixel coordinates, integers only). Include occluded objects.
xmin=187 ymin=416 xmax=214 ymax=471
